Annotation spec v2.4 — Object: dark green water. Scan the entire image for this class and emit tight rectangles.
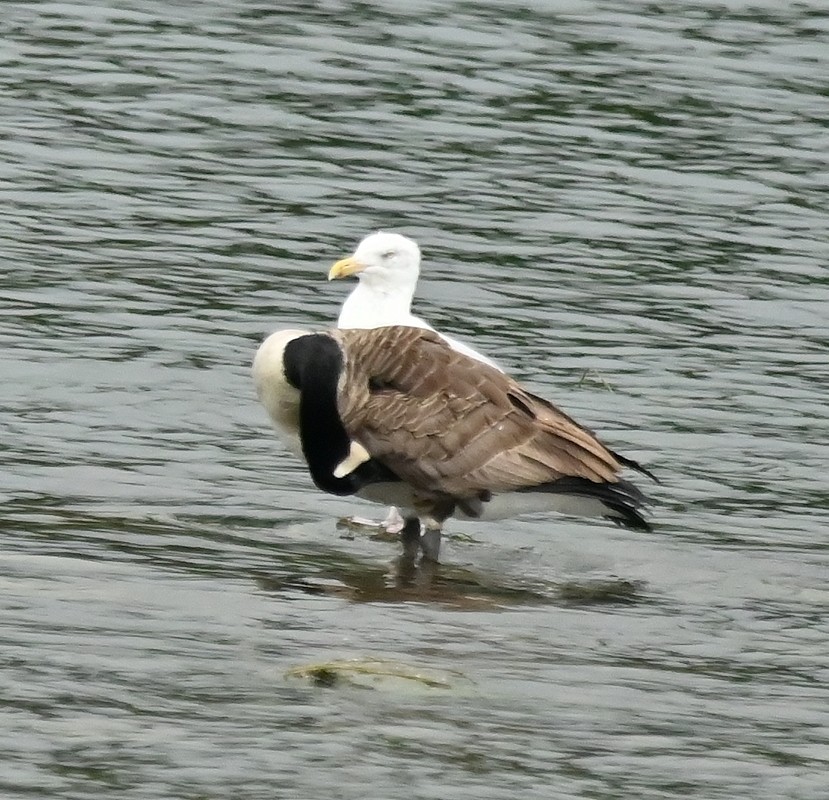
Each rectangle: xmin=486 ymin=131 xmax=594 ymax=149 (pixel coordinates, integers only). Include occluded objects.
xmin=2 ymin=1 xmax=827 ymax=798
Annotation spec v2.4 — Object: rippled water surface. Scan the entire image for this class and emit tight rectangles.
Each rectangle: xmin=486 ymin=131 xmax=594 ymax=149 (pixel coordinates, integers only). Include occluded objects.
xmin=2 ymin=1 xmax=828 ymax=798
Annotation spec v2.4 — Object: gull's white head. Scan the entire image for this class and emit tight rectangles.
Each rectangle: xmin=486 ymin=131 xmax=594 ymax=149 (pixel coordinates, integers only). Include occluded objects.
xmin=328 ymin=231 xmax=421 ymax=294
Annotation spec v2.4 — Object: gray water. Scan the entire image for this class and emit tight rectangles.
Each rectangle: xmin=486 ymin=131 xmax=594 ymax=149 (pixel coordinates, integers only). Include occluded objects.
xmin=2 ymin=1 xmax=828 ymax=798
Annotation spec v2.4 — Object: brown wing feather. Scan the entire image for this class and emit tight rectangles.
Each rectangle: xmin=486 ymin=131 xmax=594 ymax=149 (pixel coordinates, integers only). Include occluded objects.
xmin=333 ymin=326 xmax=623 ymax=499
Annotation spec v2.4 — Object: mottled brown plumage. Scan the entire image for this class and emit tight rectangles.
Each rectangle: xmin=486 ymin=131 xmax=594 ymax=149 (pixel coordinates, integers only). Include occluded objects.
xmin=331 ymin=326 xmax=626 ymax=517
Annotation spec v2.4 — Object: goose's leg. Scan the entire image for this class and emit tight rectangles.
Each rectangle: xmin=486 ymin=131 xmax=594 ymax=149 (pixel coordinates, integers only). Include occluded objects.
xmin=419 ymin=519 xmax=443 ymax=562
xmin=400 ymin=516 xmax=423 ymax=561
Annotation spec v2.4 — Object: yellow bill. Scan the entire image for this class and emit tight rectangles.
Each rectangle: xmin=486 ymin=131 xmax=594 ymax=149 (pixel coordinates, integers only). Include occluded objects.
xmin=328 ymin=256 xmax=366 ymax=281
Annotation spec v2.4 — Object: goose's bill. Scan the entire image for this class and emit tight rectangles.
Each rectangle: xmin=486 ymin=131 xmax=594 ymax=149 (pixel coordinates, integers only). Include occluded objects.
xmin=328 ymin=256 xmax=366 ymax=280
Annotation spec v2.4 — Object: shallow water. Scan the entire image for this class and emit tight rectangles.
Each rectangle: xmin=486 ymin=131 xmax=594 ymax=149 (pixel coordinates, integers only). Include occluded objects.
xmin=2 ymin=1 xmax=828 ymax=798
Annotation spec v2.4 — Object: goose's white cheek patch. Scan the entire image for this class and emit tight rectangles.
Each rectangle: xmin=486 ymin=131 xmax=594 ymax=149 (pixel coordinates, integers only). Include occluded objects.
xmin=333 ymin=441 xmax=371 ymax=478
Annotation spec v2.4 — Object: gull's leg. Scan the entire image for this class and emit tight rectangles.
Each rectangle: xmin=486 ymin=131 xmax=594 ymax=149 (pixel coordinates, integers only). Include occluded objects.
xmin=340 ymin=506 xmax=405 ymax=536
xmin=381 ymin=506 xmax=405 ymax=534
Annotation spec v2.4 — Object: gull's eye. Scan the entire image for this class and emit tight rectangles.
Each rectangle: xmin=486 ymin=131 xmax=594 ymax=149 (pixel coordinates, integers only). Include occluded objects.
xmin=381 ymin=249 xmax=396 ymax=259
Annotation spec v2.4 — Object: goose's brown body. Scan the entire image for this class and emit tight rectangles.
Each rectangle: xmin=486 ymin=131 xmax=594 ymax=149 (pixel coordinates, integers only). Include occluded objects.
xmin=253 ymin=325 xmax=654 ymax=558
xmin=335 ymin=327 xmax=626 ymax=507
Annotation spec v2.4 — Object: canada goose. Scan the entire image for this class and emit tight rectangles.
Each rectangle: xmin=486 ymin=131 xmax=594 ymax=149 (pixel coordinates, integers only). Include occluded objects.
xmin=253 ymin=325 xmax=655 ymax=561
xmin=328 ymin=231 xmax=499 ymax=369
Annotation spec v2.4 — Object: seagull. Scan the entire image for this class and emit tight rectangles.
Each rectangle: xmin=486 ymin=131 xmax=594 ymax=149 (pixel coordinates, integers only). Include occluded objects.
xmin=328 ymin=231 xmax=499 ymax=369
xmin=253 ymin=325 xmax=656 ymax=562
xmin=328 ymin=230 xmax=501 ymax=533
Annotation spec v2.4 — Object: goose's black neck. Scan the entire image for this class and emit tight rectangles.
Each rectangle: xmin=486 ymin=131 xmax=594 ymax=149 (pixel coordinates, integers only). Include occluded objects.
xmin=283 ymin=334 xmax=397 ymax=495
